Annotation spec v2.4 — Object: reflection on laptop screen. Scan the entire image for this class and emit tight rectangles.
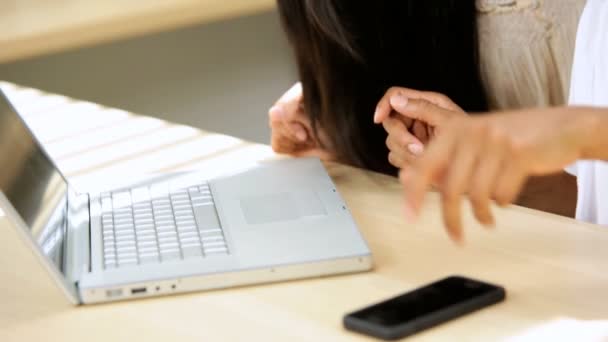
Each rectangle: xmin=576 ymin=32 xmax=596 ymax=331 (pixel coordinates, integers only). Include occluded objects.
xmin=0 ymin=91 xmax=68 ymax=271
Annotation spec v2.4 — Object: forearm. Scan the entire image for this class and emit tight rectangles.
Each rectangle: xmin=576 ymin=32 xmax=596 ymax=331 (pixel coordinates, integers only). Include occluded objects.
xmin=580 ymin=107 xmax=608 ymax=161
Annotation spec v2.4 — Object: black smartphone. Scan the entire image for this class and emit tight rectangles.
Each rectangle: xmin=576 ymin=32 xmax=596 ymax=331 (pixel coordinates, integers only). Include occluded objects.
xmin=343 ymin=276 xmax=506 ymax=340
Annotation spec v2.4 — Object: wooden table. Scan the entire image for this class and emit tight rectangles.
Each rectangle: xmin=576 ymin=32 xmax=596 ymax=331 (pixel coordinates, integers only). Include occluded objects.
xmin=0 ymin=0 xmax=275 ymax=64
xmin=1 ymin=82 xmax=607 ymax=341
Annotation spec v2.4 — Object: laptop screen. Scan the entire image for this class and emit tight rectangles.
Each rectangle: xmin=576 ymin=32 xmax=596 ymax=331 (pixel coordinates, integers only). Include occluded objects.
xmin=0 ymin=91 xmax=69 ymax=273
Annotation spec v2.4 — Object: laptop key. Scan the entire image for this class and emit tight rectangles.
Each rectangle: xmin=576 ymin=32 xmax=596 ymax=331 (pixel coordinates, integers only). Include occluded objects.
xmin=192 ymin=201 xmax=214 ymax=208
xmin=159 ymin=242 xmax=179 ymax=250
xmin=158 ymin=239 xmax=178 ymax=247
xmin=139 ymin=247 xmax=159 ymax=255
xmin=104 ymin=262 xmax=117 ymax=269
xmin=205 ymin=247 xmax=229 ymax=255
xmin=176 ymin=217 xmax=196 ymax=224
xmin=118 ymin=258 xmax=138 ymax=267
xmin=177 ymin=225 xmax=197 ymax=233
xmin=101 ymin=198 xmax=113 ymax=213
xmin=193 ymin=205 xmax=221 ymax=230
xmin=135 ymin=228 xmax=155 ymax=234
xmin=137 ymin=241 xmax=157 ymax=248
xmin=157 ymin=231 xmax=178 ymax=238
xmin=118 ymin=251 xmax=138 ymax=259
xmin=115 ymin=229 xmax=135 ymax=236
xmin=199 ymin=228 xmax=223 ymax=236
xmin=178 ymin=231 xmax=199 ymax=239
xmin=116 ymin=235 xmax=136 ymax=242
xmin=157 ymin=225 xmax=177 ymax=232
xmin=137 ymin=234 xmax=156 ymax=242
xmin=203 ymin=241 xmax=227 ymax=249
xmin=140 ymin=254 xmax=160 ymax=264
xmin=201 ymin=235 xmax=224 ymax=243
xmin=117 ymin=246 xmax=137 ymax=254
xmin=103 ymin=246 xmax=117 ymax=254
xmin=179 ymin=236 xmax=200 ymax=245
xmin=160 ymin=249 xmax=181 ymax=261
xmin=182 ymin=246 xmax=203 ymax=258
xmin=105 ymin=250 xmax=117 ymax=258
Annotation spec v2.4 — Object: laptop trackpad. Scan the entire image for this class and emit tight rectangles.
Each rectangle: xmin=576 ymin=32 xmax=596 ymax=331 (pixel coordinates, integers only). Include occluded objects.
xmin=240 ymin=191 xmax=327 ymax=225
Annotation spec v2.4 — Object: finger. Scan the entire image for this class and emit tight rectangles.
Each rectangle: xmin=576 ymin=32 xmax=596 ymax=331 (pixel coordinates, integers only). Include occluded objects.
xmin=402 ymin=126 xmax=459 ymax=220
xmin=386 ymin=135 xmax=422 ymax=167
xmin=276 ymin=82 xmax=303 ymax=106
xmin=268 ymin=105 xmax=286 ymax=125
xmin=271 ymin=128 xmax=298 ymax=154
xmin=412 ymin=120 xmax=429 ymax=144
xmin=272 ymin=82 xmax=310 ymax=127
xmin=399 ymin=113 xmax=414 ymax=131
xmin=493 ymin=161 xmax=528 ymax=207
xmin=290 ymin=122 xmax=309 ymax=142
xmin=269 ymin=107 xmax=307 ymax=147
xmin=293 ymin=147 xmax=334 ymax=160
xmin=375 ymin=88 xmax=399 ymax=124
xmin=375 ymin=87 xmax=463 ymax=124
xmin=388 ymin=151 xmax=406 ymax=168
xmin=440 ymin=128 xmax=482 ymax=243
xmin=382 ymin=117 xmax=424 ymax=156
xmin=469 ymin=131 xmax=506 ymax=227
xmin=389 ymin=95 xmax=451 ymax=128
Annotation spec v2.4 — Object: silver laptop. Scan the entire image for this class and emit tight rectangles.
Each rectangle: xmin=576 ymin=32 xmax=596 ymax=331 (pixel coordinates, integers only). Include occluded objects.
xmin=0 ymin=89 xmax=372 ymax=304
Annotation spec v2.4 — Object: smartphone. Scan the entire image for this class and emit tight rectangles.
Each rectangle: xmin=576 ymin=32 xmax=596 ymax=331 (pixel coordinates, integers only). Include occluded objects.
xmin=343 ymin=276 xmax=506 ymax=340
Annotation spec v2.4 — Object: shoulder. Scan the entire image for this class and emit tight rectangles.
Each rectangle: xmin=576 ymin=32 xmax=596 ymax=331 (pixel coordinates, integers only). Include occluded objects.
xmin=476 ymin=0 xmax=586 ymax=109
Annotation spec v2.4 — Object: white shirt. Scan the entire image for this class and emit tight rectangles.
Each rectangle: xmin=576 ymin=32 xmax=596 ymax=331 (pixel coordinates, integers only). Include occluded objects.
xmin=567 ymin=0 xmax=608 ymax=225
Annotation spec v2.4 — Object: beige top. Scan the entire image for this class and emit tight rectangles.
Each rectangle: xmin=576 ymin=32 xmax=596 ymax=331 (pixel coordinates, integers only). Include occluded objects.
xmin=477 ymin=0 xmax=586 ymax=109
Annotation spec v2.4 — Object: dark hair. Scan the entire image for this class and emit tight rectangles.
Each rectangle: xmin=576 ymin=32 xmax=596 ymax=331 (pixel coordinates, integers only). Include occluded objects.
xmin=277 ymin=0 xmax=488 ymax=175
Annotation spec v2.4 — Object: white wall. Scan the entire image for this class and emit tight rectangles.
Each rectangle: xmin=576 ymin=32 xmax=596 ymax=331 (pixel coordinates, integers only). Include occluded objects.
xmin=0 ymin=10 xmax=297 ymax=144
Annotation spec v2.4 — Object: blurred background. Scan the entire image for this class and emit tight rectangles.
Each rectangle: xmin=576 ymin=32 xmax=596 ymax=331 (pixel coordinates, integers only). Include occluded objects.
xmin=0 ymin=7 xmax=296 ymax=144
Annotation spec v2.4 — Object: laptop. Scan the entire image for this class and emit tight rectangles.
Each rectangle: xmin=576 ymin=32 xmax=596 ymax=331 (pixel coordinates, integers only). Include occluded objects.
xmin=0 ymin=89 xmax=372 ymax=304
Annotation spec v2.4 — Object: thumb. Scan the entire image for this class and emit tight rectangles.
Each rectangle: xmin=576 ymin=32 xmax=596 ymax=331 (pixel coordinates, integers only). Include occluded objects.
xmin=389 ymin=94 xmax=449 ymax=128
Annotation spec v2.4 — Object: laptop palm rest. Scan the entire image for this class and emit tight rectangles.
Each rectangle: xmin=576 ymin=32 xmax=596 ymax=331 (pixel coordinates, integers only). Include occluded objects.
xmin=240 ymin=190 xmax=327 ymax=225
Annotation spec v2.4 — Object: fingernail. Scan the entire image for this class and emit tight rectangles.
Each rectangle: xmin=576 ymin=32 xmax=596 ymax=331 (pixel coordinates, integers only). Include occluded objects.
xmin=269 ymin=105 xmax=284 ymax=117
xmin=373 ymin=106 xmax=381 ymax=123
xmin=391 ymin=94 xmax=409 ymax=110
xmin=407 ymin=144 xmax=424 ymax=156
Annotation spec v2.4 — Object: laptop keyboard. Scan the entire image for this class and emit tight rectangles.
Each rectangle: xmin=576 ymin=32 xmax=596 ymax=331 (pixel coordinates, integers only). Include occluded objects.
xmin=100 ymin=182 xmax=229 ymax=269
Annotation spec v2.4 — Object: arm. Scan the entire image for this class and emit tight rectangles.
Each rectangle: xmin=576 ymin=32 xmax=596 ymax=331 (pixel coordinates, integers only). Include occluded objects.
xmin=581 ymin=107 xmax=608 ymax=160
xmin=400 ymin=104 xmax=608 ymax=243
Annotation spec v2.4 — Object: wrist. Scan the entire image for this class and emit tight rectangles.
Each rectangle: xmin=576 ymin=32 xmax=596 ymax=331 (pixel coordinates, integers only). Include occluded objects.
xmin=580 ymin=108 xmax=608 ymax=160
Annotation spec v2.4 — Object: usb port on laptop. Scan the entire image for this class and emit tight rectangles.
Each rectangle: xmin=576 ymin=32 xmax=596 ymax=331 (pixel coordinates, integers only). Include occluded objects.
xmin=130 ymin=287 xmax=147 ymax=295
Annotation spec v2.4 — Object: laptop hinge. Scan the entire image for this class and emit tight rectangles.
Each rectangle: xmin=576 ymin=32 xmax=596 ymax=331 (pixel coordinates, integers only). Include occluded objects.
xmin=64 ymin=188 xmax=91 ymax=284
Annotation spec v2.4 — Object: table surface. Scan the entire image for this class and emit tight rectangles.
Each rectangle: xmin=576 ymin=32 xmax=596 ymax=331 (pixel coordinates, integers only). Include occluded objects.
xmin=0 ymin=0 xmax=275 ymax=64
xmin=0 ymin=82 xmax=607 ymax=342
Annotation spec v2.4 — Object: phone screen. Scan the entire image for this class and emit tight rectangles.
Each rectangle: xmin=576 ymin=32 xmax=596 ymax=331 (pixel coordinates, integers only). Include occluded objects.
xmin=348 ymin=276 xmax=502 ymax=328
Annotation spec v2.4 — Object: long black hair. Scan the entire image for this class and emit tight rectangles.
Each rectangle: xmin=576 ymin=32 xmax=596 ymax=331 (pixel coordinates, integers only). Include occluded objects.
xmin=277 ymin=0 xmax=488 ymax=175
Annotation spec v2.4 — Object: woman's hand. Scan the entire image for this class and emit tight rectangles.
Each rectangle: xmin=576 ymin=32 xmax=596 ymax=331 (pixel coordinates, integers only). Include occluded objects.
xmin=401 ymin=105 xmax=605 ymax=243
xmin=374 ymin=87 xmax=466 ymax=168
xmin=269 ymin=82 xmax=333 ymax=159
